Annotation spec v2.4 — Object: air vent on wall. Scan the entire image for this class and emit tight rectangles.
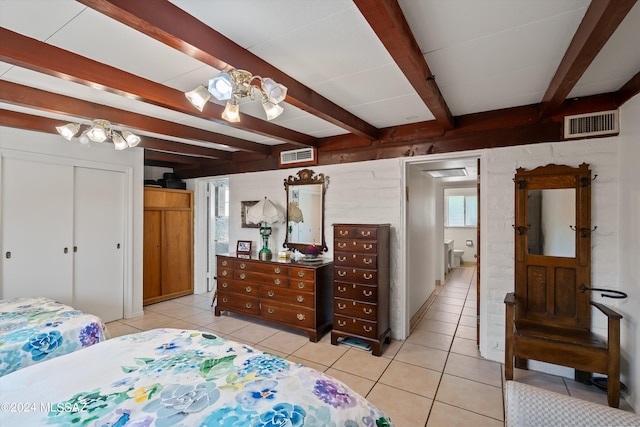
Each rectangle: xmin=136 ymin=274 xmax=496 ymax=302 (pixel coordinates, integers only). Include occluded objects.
xmin=278 ymin=147 xmax=317 ymax=167
xmin=564 ymin=110 xmax=619 ymax=139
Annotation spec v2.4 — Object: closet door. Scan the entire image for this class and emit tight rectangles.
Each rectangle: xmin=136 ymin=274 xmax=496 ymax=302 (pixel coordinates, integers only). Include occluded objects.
xmin=1 ymin=157 xmax=74 ymax=303
xmin=73 ymin=167 xmax=125 ymax=322
xmin=143 ymin=210 xmax=162 ymax=301
xmin=162 ymin=210 xmax=193 ymax=295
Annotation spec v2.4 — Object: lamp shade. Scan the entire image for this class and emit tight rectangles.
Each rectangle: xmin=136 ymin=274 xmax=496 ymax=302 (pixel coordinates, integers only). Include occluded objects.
xmin=185 ymin=85 xmax=212 ymax=111
xmin=261 ymin=78 xmax=287 ymax=104
xmin=287 ymin=202 xmax=304 ymax=223
xmin=208 ymin=72 xmax=233 ymax=100
xmin=247 ymin=197 xmax=284 ymax=225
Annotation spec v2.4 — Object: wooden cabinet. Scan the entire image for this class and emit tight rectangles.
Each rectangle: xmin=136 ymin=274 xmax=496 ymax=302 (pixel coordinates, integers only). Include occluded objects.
xmin=143 ymin=188 xmax=193 ymax=305
xmin=331 ymin=224 xmax=390 ymax=356
xmin=215 ymin=255 xmax=333 ymax=342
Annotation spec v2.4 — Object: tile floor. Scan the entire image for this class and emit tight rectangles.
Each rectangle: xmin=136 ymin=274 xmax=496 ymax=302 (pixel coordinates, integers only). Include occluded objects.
xmin=106 ymin=265 xmax=634 ymax=426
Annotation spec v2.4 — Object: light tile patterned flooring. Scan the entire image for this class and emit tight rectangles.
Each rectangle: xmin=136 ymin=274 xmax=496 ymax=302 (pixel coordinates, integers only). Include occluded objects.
xmin=106 ymin=265 xmax=633 ymax=426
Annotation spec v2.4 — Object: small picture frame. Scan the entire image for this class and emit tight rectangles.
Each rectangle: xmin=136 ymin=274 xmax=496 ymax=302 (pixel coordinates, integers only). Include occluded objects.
xmin=241 ymin=201 xmax=260 ymax=228
xmin=236 ymin=240 xmax=252 ymax=258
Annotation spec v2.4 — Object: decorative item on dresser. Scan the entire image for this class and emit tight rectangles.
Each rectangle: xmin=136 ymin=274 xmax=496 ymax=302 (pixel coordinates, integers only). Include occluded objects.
xmin=215 ymin=255 xmax=333 ymax=342
xmin=331 ymin=224 xmax=391 ymax=356
xmin=143 ymin=188 xmax=194 ymax=305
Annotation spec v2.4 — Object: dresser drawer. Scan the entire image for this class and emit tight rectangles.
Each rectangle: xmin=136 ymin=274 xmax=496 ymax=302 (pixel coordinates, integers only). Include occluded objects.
xmin=217 ymin=257 xmax=234 ymax=269
xmin=234 ymin=270 xmax=289 ymax=287
xmin=290 ymin=278 xmax=315 ymax=292
xmin=262 ymin=286 xmax=314 ymax=308
xmin=290 ymin=267 xmax=315 ymax=281
xmin=217 ymin=279 xmax=259 ymax=296
xmin=334 ymin=297 xmax=377 ymax=321
xmin=261 ymin=302 xmax=314 ymax=328
xmin=217 ymin=292 xmax=260 ymax=315
xmin=334 ymin=282 xmax=377 ymax=303
xmin=334 ymin=314 xmax=378 ymax=339
xmin=334 ymin=267 xmax=378 ymax=284
xmin=334 ymin=239 xmax=378 ymax=253
xmin=217 ymin=266 xmax=234 ymax=279
xmin=235 ymin=260 xmax=288 ymax=276
xmin=334 ymin=252 xmax=377 ymax=268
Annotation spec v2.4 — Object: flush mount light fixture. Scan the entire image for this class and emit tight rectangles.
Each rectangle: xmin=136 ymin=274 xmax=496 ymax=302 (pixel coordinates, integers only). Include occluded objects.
xmin=185 ymin=68 xmax=288 ymax=122
xmin=56 ymin=119 xmax=141 ymax=150
xmin=424 ymin=168 xmax=469 ymax=178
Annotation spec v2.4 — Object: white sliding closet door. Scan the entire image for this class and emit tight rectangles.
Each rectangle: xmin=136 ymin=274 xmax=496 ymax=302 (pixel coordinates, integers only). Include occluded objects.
xmin=73 ymin=167 xmax=125 ymax=322
xmin=1 ymin=157 xmax=74 ymax=303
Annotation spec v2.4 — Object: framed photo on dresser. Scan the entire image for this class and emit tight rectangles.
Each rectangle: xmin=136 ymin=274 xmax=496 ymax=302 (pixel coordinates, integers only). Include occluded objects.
xmin=236 ymin=240 xmax=252 ymax=258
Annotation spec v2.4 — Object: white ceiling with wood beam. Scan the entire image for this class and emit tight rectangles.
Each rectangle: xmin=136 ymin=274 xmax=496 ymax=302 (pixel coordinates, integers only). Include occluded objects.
xmin=0 ymin=0 xmax=638 ymax=175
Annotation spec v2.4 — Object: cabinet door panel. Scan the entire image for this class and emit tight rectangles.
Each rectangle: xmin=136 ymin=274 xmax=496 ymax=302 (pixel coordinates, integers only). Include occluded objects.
xmin=143 ymin=210 xmax=162 ymax=300
xmin=74 ymin=167 xmax=124 ymax=322
xmin=162 ymin=210 xmax=193 ymax=295
xmin=1 ymin=158 xmax=73 ymax=303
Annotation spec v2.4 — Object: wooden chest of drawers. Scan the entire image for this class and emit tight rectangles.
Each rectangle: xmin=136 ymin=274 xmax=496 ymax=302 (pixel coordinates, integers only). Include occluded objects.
xmin=331 ymin=224 xmax=391 ymax=356
xmin=215 ymin=255 xmax=333 ymax=342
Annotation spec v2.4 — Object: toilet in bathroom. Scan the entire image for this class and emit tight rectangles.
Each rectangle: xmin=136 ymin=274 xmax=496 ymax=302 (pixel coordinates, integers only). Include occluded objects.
xmin=453 ymin=249 xmax=464 ymax=268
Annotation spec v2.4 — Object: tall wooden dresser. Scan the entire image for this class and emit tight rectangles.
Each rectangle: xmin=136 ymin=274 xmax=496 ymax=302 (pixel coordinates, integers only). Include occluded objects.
xmin=215 ymin=255 xmax=333 ymax=342
xmin=331 ymin=224 xmax=390 ymax=356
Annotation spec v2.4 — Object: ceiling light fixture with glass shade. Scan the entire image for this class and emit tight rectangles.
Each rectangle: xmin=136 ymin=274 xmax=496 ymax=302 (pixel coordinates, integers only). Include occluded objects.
xmin=185 ymin=69 xmax=287 ymax=122
xmin=55 ymin=119 xmax=141 ymax=150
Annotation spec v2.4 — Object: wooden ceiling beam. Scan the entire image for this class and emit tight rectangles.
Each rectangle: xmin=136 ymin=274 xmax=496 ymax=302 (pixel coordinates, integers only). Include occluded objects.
xmin=78 ymin=0 xmax=379 ymax=140
xmin=0 ymin=81 xmax=271 ymax=154
xmin=0 ymin=28 xmax=316 ymax=148
xmin=539 ymin=0 xmax=637 ymax=117
xmin=616 ymin=69 xmax=640 ymax=105
xmin=145 ymin=150 xmax=202 ymax=165
xmin=354 ymin=0 xmax=454 ymax=131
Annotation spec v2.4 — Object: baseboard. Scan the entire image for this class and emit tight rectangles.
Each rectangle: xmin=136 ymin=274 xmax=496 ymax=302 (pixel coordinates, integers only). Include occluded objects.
xmin=409 ymin=287 xmax=439 ymax=332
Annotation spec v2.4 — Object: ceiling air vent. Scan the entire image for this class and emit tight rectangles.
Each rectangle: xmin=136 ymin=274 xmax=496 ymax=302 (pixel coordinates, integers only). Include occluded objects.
xmin=278 ymin=147 xmax=317 ymax=167
xmin=564 ymin=110 xmax=619 ymax=139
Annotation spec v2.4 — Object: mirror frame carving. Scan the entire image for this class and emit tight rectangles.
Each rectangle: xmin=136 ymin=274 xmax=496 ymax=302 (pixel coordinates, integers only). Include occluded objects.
xmin=283 ymin=169 xmax=328 ymax=253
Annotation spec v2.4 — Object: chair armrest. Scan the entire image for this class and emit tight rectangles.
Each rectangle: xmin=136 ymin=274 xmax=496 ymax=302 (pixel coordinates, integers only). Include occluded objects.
xmin=505 ymin=292 xmax=516 ymax=305
xmin=591 ymin=302 xmax=622 ymax=320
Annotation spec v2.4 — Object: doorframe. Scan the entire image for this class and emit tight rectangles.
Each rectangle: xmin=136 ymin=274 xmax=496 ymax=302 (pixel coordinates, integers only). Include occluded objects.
xmin=400 ymin=150 xmax=487 ymax=350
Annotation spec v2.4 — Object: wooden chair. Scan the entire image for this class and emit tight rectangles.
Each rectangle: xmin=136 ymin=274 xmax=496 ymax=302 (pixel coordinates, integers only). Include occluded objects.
xmin=504 ymin=163 xmax=623 ymax=408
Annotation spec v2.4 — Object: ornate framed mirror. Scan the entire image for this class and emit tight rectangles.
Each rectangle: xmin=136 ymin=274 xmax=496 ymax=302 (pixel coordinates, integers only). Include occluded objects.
xmin=283 ymin=169 xmax=328 ymax=253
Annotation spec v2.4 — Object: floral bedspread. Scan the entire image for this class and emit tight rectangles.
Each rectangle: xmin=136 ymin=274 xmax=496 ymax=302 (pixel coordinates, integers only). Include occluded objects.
xmin=0 ymin=328 xmax=394 ymax=426
xmin=0 ymin=297 xmax=108 ymax=376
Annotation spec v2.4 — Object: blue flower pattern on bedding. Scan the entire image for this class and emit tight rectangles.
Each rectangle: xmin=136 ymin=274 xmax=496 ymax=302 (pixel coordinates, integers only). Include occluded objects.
xmin=35 ymin=329 xmax=394 ymax=426
xmin=0 ymin=297 xmax=108 ymax=376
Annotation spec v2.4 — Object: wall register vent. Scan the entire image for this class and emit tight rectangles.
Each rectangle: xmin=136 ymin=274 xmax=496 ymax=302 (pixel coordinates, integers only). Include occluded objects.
xmin=279 ymin=147 xmax=317 ymax=167
xmin=564 ymin=110 xmax=619 ymax=139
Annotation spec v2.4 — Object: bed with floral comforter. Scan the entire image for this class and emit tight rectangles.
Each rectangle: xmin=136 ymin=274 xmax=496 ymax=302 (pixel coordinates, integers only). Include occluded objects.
xmin=0 ymin=328 xmax=394 ymax=426
xmin=0 ymin=297 xmax=108 ymax=376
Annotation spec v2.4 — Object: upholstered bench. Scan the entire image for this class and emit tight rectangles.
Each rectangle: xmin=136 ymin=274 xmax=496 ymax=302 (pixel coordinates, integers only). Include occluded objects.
xmin=505 ymin=381 xmax=639 ymax=427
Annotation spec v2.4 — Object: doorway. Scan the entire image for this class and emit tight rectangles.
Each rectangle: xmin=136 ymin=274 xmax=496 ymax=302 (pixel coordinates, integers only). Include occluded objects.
xmin=404 ymin=156 xmax=480 ymax=344
xmin=207 ymin=178 xmax=229 ymax=293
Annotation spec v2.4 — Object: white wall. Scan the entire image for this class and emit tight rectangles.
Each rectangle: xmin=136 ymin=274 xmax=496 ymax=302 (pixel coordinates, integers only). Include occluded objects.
xmin=617 ymin=93 xmax=640 ymax=411
xmin=0 ymin=127 xmax=145 ymax=319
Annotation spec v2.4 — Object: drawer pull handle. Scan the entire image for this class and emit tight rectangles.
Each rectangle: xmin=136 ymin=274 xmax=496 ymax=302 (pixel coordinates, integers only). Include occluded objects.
xmin=267 ymin=308 xmax=275 ymax=314
xmin=338 ymin=256 xmax=346 ymax=262
xmin=297 ymin=271 xmax=306 ymax=277
xmin=245 ymin=286 xmax=252 ymax=292
xmin=268 ymin=290 xmax=275 ymax=297
xmin=363 ymin=308 xmax=372 ymax=315
xmin=246 ymin=303 xmax=252 ymax=309
xmin=338 ymin=320 xmax=346 ymax=327
xmin=337 ymin=286 xmax=346 ymax=292
xmin=222 ymin=297 xmax=229 ymax=303
xmin=364 ymin=258 xmax=373 ymax=264
xmin=297 ymin=282 xmax=306 ymax=289
xmin=297 ymin=295 xmax=305 ymax=302
xmin=297 ymin=313 xmax=306 ymax=321
xmin=339 ymin=230 xmax=348 ymax=236
xmin=337 ymin=303 xmax=346 ymax=310
xmin=337 ymin=271 xmax=346 ymax=277
xmin=222 ymin=260 xmax=228 ymax=266
xmin=274 ymin=278 xmax=281 ymax=285
xmin=363 ymin=325 xmax=372 ymax=332
xmin=363 ymin=273 xmax=373 ymax=280
xmin=364 ymin=244 xmax=372 ymax=250
xmin=338 ymin=242 xmax=346 ymax=248
xmin=363 ymin=290 xmax=373 ymax=297
xmin=274 ymin=267 xmax=281 ymax=273
xmin=221 ymin=271 xmax=228 ymax=276
xmin=222 ymin=282 xmax=229 ymax=288
xmin=361 ymin=231 xmax=371 ymax=237
xmin=239 ymin=273 xmax=246 ymax=279
xmin=239 ymin=263 xmax=246 ymax=269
